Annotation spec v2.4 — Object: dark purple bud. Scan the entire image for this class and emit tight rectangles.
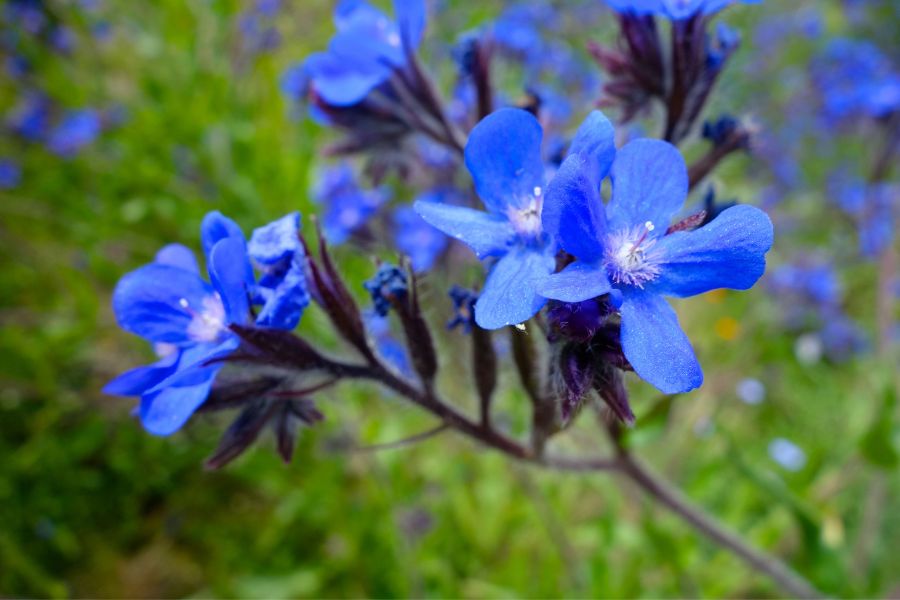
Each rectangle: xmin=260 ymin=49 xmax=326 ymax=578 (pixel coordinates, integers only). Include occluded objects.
xmin=594 ymin=363 xmax=635 ymax=426
xmin=557 ymin=344 xmax=595 ymax=424
xmin=391 ymin=263 xmax=438 ymax=385
xmin=205 ymin=399 xmax=278 ymax=470
xmin=547 ymin=299 xmax=607 ymax=343
xmin=471 ymin=323 xmax=497 ymax=427
xmin=302 ymin=225 xmax=374 ymax=361
xmin=199 ymin=377 xmax=283 ymax=412
xmin=273 ymin=398 xmax=324 ymax=463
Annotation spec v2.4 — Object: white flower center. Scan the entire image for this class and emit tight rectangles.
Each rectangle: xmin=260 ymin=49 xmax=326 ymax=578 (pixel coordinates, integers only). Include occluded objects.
xmin=506 ymin=187 xmax=544 ymax=238
xmin=181 ymin=294 xmax=227 ymax=343
xmin=605 ymin=221 xmax=661 ymax=288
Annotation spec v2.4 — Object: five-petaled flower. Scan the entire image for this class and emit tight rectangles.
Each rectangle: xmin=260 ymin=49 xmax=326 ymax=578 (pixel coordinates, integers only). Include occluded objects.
xmin=539 ymin=111 xmax=773 ymax=393
xmin=414 ymin=108 xmax=559 ymax=329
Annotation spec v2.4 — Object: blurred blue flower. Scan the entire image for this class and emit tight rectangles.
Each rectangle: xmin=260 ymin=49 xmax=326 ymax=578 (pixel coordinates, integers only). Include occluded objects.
xmin=540 ymin=111 xmax=773 ymax=393
xmin=303 ymin=0 xmax=426 ymax=106
xmin=492 ymin=3 xmax=558 ymax=66
xmin=446 ymin=286 xmax=478 ymax=333
xmin=313 ymin=163 xmax=389 ymax=244
xmin=735 ymin=377 xmax=765 ymax=404
xmin=820 ymin=312 xmax=868 ymax=363
xmin=6 ymin=92 xmax=51 ymax=141
xmin=106 ymin=212 xmax=310 ymax=434
xmin=0 ymin=158 xmax=21 ymax=189
xmin=768 ymin=438 xmax=806 ymax=471
xmin=415 ymin=108 xmax=557 ymax=329
xmin=768 ymin=260 xmax=841 ymax=308
xmin=364 ymin=310 xmax=411 ymax=375
xmin=828 ymin=172 xmax=897 ymax=258
xmin=237 ymin=0 xmax=281 ymax=56
xmin=812 ymin=38 xmax=900 ymax=120
xmin=46 ymin=109 xmax=102 ymax=157
xmin=394 ymin=202 xmax=448 ymax=273
xmin=104 ymin=214 xmax=254 ymax=435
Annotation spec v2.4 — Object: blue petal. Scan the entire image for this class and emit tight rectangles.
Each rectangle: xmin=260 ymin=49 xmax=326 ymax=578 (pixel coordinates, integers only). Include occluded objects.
xmin=651 ymin=205 xmax=774 ymax=298
xmin=208 ymin=237 xmax=252 ymax=325
xmin=147 ymin=338 xmax=238 ymax=394
xmin=305 ymin=51 xmax=388 ymax=107
xmin=248 ymin=212 xmax=301 ymax=265
xmin=464 ymin=108 xmax=545 ymax=213
xmin=539 ymin=261 xmax=611 ymax=303
xmin=607 ymin=139 xmax=687 ymax=235
xmin=103 ymin=352 xmax=179 ymax=396
xmin=155 ymin=243 xmax=199 ymax=273
xmin=568 ymin=110 xmax=616 ymax=180
xmin=329 ymin=28 xmax=403 ymax=70
xmin=394 ymin=0 xmax=426 ymax=50
xmin=542 ymin=153 xmax=607 ymax=262
xmin=139 ymin=375 xmax=216 ymax=436
xmin=414 ymin=200 xmax=514 ymax=259
xmin=200 ymin=211 xmax=245 ymax=258
xmin=620 ymin=291 xmax=702 ymax=394
xmin=255 ymin=256 xmax=311 ymax=330
xmin=475 ymin=245 xmax=555 ymax=329
xmin=113 ymin=264 xmax=213 ymax=345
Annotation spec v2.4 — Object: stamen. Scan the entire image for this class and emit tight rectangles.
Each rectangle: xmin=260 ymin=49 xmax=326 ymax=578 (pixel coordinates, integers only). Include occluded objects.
xmin=605 ymin=224 xmax=662 ymax=288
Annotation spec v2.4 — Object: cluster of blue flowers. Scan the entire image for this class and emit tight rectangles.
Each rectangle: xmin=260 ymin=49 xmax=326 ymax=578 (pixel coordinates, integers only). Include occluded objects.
xmin=766 ymin=257 xmax=867 ymax=363
xmin=1 ymin=0 xmax=117 ymax=187
xmin=416 ymin=107 xmax=773 ymax=393
xmin=105 ymin=0 xmax=780 ymax=454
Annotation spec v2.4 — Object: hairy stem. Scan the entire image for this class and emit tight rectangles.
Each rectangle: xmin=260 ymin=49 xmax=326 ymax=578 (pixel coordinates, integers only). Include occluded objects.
xmin=616 ymin=453 xmax=825 ymax=598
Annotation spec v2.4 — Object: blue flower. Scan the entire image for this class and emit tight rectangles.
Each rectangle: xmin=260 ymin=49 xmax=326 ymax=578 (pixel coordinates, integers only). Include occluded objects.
xmin=396 ymin=191 xmax=454 ymax=272
xmin=812 ymin=38 xmax=900 ymax=120
xmin=303 ymin=0 xmax=426 ymax=106
xmin=414 ymin=108 xmax=559 ymax=329
xmin=247 ymin=212 xmax=311 ymax=329
xmin=539 ymin=111 xmax=773 ymax=393
xmin=6 ymin=92 xmax=51 ymax=141
xmin=768 ymin=438 xmax=806 ymax=471
xmin=0 ymin=158 xmax=21 ymax=189
xmin=313 ymin=163 xmax=389 ymax=244
xmin=828 ymin=171 xmax=897 ymax=258
xmin=46 ymin=109 xmax=102 ymax=157
xmin=106 ymin=212 xmax=310 ymax=434
xmin=104 ymin=214 xmax=254 ymax=435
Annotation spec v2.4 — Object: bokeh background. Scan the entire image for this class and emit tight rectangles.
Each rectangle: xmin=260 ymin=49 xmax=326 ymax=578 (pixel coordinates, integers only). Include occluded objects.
xmin=1 ymin=0 xmax=898 ymax=597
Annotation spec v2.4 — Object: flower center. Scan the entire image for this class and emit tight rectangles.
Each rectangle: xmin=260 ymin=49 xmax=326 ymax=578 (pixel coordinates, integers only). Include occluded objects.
xmin=180 ymin=294 xmax=227 ymax=343
xmin=605 ymin=221 xmax=662 ymax=288
xmin=506 ymin=186 xmax=544 ymax=238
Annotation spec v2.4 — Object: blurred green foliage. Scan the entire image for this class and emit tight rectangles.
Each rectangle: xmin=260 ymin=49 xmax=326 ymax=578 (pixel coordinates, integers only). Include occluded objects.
xmin=1 ymin=1 xmax=898 ymax=598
